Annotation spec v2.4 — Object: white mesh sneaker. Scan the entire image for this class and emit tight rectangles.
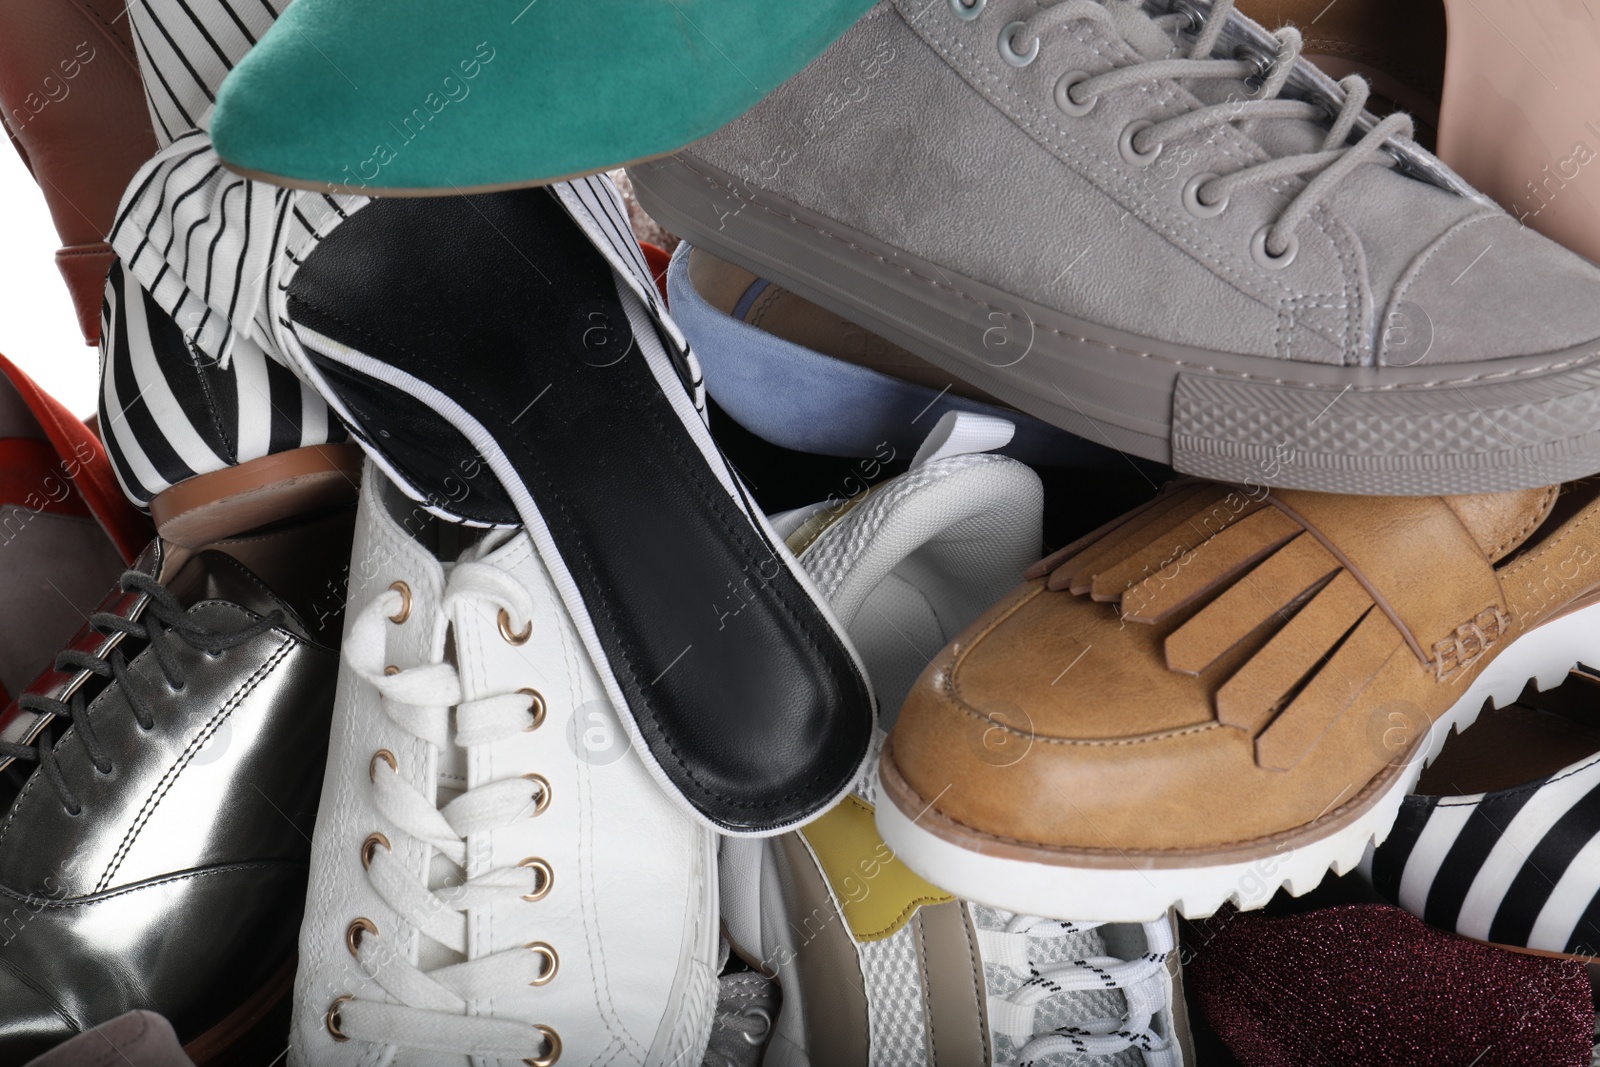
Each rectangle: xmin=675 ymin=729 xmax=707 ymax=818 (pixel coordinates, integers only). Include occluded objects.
xmin=720 ymin=413 xmax=1193 ymax=1066
xmin=289 ymin=464 xmax=719 ymax=1066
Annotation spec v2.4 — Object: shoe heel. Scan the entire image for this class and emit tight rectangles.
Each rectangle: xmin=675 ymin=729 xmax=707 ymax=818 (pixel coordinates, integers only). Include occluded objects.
xmin=149 ymin=443 xmax=364 ymax=547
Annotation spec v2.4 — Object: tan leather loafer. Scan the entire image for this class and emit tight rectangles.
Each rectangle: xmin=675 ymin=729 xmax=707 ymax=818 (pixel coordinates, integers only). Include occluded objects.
xmin=878 ymin=480 xmax=1600 ymax=922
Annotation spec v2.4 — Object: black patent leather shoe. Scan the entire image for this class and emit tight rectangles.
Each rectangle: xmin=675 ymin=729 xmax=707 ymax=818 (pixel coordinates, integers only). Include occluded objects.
xmin=0 ymin=507 xmax=352 ymax=1062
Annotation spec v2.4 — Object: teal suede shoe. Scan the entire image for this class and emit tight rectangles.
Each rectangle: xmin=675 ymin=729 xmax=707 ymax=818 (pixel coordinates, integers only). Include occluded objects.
xmin=210 ymin=0 xmax=878 ymax=194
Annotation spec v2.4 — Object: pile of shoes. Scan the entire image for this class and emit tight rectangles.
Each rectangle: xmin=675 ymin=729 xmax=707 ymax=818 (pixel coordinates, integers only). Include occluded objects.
xmin=5 ymin=0 xmax=1600 ymax=1064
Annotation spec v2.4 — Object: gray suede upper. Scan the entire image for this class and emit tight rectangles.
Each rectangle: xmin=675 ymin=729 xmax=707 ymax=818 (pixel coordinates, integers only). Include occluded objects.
xmin=686 ymin=0 xmax=1600 ymax=367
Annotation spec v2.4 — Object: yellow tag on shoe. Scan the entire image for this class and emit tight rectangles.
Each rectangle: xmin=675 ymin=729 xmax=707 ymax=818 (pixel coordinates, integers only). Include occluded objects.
xmin=801 ymin=794 xmax=953 ymax=942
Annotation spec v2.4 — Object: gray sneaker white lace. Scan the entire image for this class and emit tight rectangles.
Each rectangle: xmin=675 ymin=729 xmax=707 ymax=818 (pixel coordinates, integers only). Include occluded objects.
xmin=958 ymin=0 xmax=1414 ymax=262
xmin=324 ymin=553 xmax=561 ymax=1064
xmin=974 ymin=905 xmax=1178 ymax=1067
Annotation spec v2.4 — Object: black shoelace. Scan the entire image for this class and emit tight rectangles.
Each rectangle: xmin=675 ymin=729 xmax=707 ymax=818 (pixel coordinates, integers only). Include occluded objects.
xmin=0 ymin=570 xmax=282 ymax=815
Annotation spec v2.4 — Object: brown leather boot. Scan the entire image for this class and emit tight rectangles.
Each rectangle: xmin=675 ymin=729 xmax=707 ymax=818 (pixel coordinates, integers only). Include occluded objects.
xmin=0 ymin=0 xmax=158 ymax=345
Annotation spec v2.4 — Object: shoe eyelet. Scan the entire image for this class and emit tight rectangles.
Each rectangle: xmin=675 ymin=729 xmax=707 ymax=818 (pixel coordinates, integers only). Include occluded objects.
xmin=383 ymin=665 xmax=401 ymax=677
xmin=518 ymin=857 xmax=554 ymax=902
xmin=387 ymin=581 xmax=412 ymax=624
xmin=1171 ymin=0 xmax=1206 ymax=34
xmin=527 ymin=942 xmax=559 ymax=986
xmin=1182 ymin=173 xmax=1229 ymax=218
xmin=369 ymin=749 xmax=398 ymax=782
xmin=360 ymin=831 xmax=391 ymax=869
xmin=948 ymin=0 xmax=984 ymax=20
xmin=498 ymin=608 xmax=532 ymax=646
xmin=523 ymin=773 xmax=552 ymax=817
xmin=1053 ymin=70 xmax=1098 ymax=117
xmin=326 ymin=995 xmax=353 ymax=1041
xmin=1235 ymin=43 xmax=1275 ymax=82
xmin=520 ymin=688 xmax=547 ymax=731
xmin=1119 ymin=120 xmax=1163 ymax=166
xmin=1251 ymin=225 xmax=1299 ymax=269
xmin=524 ymin=1026 xmax=562 ymax=1067
xmin=739 ymin=1006 xmax=774 ymax=1045
xmin=998 ymin=21 xmax=1039 ymax=67
xmin=346 ymin=917 xmax=377 ymax=957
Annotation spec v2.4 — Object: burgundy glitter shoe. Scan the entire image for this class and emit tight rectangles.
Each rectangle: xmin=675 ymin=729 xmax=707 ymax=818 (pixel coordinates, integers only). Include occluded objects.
xmin=1186 ymin=904 xmax=1594 ymax=1067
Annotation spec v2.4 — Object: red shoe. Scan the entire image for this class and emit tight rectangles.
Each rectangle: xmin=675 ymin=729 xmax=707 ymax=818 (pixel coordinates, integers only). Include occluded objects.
xmin=0 ymin=350 xmax=149 ymax=713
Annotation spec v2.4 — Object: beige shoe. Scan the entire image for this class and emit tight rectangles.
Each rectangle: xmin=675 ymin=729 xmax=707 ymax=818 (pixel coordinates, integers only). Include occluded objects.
xmin=877 ymin=480 xmax=1600 ymax=922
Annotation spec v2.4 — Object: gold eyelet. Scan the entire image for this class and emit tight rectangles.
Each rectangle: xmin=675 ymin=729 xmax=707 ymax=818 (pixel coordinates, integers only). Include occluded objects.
xmin=326 ymin=995 xmax=353 ymax=1041
xmin=518 ymin=857 xmax=554 ymax=902
xmin=387 ymin=581 xmax=412 ymax=624
xmin=346 ymin=917 xmax=377 ymax=957
xmin=520 ymin=688 xmax=547 ymax=731
xmin=526 ymin=942 xmax=559 ymax=986
xmin=361 ymin=832 xmax=391 ymax=869
xmin=523 ymin=773 xmax=552 ymax=817
xmin=525 ymin=1025 xmax=561 ymax=1066
xmin=499 ymin=608 xmax=532 ymax=645
xmin=369 ymin=749 xmax=397 ymax=782
xmin=383 ymin=665 xmax=401 ymax=677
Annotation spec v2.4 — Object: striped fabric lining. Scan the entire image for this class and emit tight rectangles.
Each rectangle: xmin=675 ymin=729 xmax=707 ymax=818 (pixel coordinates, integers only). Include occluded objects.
xmin=99 ymin=261 xmax=343 ymax=507
xmin=126 ymin=0 xmax=280 ymax=149
xmin=1371 ymin=755 xmax=1600 ymax=957
xmin=109 ymin=0 xmax=705 ymax=510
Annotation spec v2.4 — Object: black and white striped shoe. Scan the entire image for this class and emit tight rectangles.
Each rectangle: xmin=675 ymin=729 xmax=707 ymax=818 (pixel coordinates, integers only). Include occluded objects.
xmin=265 ymin=177 xmax=876 ymax=836
xmin=99 ymin=261 xmax=362 ymax=546
xmin=1367 ymin=667 xmax=1600 ymax=960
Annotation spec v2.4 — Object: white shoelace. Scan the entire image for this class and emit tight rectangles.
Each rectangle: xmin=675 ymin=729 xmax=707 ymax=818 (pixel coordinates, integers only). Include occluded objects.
xmin=972 ymin=0 xmax=1414 ymax=259
xmin=979 ymin=915 xmax=1179 ymax=1066
xmin=330 ymin=564 xmax=561 ymax=1063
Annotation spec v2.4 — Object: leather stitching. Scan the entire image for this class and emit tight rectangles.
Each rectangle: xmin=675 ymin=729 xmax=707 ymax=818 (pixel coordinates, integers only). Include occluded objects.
xmin=1487 ymin=484 xmax=1561 ymax=562
xmin=915 ymin=913 xmax=938 ymax=1062
xmin=959 ymin=904 xmax=991 ymax=1066
xmin=0 ymin=952 xmax=80 ymax=1033
xmin=947 ymin=584 xmax=1217 ymax=745
xmin=884 ymin=740 xmax=1396 ymax=855
xmin=293 ymin=296 xmax=853 ymax=813
xmin=0 ymin=860 xmax=301 ymax=907
xmin=1262 ymin=493 xmax=1431 ymax=666
xmin=98 ymin=633 xmax=296 ymax=891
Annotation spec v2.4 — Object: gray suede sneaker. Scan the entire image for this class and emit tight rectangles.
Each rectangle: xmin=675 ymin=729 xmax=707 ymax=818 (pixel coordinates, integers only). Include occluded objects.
xmin=630 ymin=0 xmax=1600 ymax=495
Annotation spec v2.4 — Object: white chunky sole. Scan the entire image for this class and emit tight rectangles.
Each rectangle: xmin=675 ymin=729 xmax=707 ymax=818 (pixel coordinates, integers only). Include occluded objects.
xmin=878 ymin=600 xmax=1600 ymax=923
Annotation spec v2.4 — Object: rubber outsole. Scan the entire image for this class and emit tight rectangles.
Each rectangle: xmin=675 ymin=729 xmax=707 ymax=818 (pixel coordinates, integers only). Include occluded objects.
xmin=630 ymin=155 xmax=1600 ymax=496
xmin=875 ymin=600 xmax=1600 ymax=923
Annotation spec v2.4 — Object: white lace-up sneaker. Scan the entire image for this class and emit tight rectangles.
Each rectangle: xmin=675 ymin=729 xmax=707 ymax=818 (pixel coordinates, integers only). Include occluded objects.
xmin=720 ymin=413 xmax=1192 ymax=1066
xmin=289 ymin=464 xmax=719 ymax=1066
